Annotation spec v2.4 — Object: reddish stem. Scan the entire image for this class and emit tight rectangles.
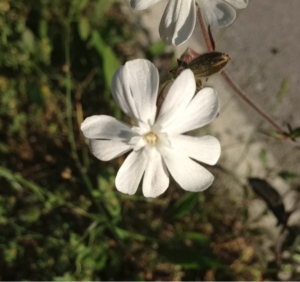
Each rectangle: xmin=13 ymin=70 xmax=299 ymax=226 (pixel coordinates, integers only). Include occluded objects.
xmin=196 ymin=4 xmax=214 ymax=52
xmin=196 ymin=6 xmax=293 ymax=141
xmin=221 ymin=72 xmax=285 ymax=133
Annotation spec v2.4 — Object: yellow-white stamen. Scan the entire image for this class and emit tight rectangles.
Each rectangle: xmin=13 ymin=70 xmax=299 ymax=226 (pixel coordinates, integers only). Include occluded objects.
xmin=144 ymin=132 xmax=158 ymax=146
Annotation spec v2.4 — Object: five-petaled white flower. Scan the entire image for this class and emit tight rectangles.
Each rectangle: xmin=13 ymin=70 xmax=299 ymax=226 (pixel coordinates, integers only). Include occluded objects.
xmin=130 ymin=0 xmax=248 ymax=45
xmin=81 ymin=59 xmax=221 ymax=198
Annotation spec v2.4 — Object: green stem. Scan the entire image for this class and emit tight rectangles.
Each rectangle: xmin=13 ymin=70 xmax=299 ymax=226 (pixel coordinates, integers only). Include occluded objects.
xmin=63 ymin=22 xmax=121 ymax=243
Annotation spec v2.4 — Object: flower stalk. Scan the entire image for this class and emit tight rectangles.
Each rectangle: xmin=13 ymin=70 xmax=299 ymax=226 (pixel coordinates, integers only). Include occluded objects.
xmin=196 ymin=4 xmax=214 ymax=52
xmin=196 ymin=5 xmax=300 ymax=146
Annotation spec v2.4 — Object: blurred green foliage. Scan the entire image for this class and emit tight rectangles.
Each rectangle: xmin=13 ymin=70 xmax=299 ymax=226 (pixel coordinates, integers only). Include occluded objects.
xmin=1 ymin=0 xmax=299 ymax=280
xmin=0 ymin=0 xmax=227 ymax=280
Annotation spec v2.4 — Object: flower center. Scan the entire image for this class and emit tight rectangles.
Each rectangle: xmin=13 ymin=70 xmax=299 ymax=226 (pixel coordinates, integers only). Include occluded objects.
xmin=143 ymin=131 xmax=158 ymax=146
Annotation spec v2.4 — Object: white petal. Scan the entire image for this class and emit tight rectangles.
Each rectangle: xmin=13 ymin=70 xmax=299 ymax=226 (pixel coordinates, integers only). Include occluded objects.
xmin=89 ymin=139 xmax=132 ymax=161
xmin=112 ymin=66 xmax=137 ymax=121
xmin=130 ymin=0 xmax=162 ymax=10
xmin=126 ymin=60 xmax=159 ymax=125
xmin=115 ymin=150 xmax=148 ymax=195
xmin=81 ymin=115 xmax=135 ymax=140
xmin=224 ymin=0 xmax=248 ymax=9
xmin=156 ymin=69 xmax=196 ymax=128
xmin=198 ymin=0 xmax=236 ymax=27
xmin=142 ymin=148 xmax=169 ymax=198
xmin=112 ymin=59 xmax=159 ymax=125
xmin=169 ymin=135 xmax=221 ymax=165
xmin=161 ymin=147 xmax=214 ymax=192
xmin=163 ymin=87 xmax=219 ymax=134
xmin=159 ymin=0 xmax=196 ymax=45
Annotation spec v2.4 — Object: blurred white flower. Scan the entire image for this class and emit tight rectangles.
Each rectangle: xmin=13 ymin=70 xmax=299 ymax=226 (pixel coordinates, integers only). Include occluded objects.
xmin=81 ymin=59 xmax=220 ymax=198
xmin=130 ymin=0 xmax=248 ymax=45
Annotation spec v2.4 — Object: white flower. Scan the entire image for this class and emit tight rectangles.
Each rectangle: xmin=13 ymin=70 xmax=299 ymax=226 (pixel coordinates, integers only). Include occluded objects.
xmin=130 ymin=0 xmax=248 ymax=45
xmin=81 ymin=59 xmax=221 ymax=198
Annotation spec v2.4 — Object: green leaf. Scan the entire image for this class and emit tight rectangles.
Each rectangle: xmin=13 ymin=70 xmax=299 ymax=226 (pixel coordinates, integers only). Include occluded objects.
xmin=278 ymin=170 xmax=298 ymax=184
xmin=97 ymin=175 xmax=109 ymax=193
xmin=0 ymin=167 xmax=45 ymax=200
xmin=114 ymin=227 xmax=152 ymax=242
xmin=0 ymin=216 xmax=7 ymax=224
xmin=54 ymin=272 xmax=76 ymax=281
xmin=290 ymin=127 xmax=300 ymax=139
xmin=149 ymin=41 xmax=166 ymax=57
xmin=19 ymin=207 xmax=41 ymax=222
xmin=173 ymin=192 xmax=199 ymax=219
xmin=79 ymin=17 xmax=90 ymax=41
xmin=91 ymin=31 xmax=120 ymax=91
xmin=269 ymin=130 xmax=286 ymax=140
xmin=292 ymin=254 xmax=300 ymax=264
xmin=39 ymin=19 xmax=48 ymax=38
xmin=277 ymin=78 xmax=290 ymax=101
xmin=105 ymin=195 xmax=121 ymax=218
xmin=10 ymin=113 xmax=27 ymax=133
xmin=259 ymin=148 xmax=267 ymax=164
xmin=78 ymin=0 xmax=90 ymax=11
xmin=95 ymin=0 xmax=114 ymax=21
xmin=160 ymin=245 xmax=224 ymax=269
xmin=28 ymin=82 xmax=44 ymax=105
xmin=0 ymin=142 xmax=8 ymax=153
xmin=180 ymin=232 xmax=209 ymax=245
xmin=97 ymin=173 xmax=121 ymax=218
xmin=22 ymin=28 xmax=35 ymax=53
